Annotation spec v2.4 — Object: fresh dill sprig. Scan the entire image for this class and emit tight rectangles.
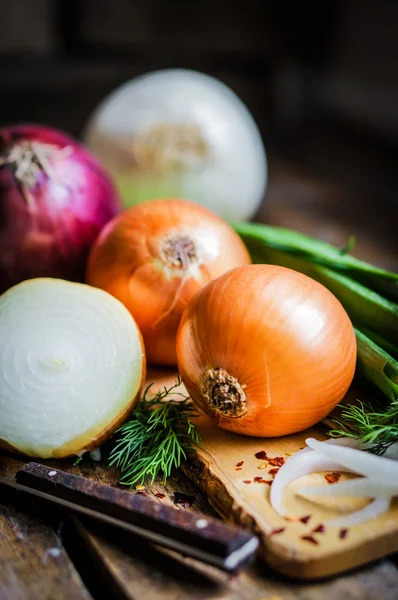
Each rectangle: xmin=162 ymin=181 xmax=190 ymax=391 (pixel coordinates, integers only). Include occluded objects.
xmin=330 ymin=399 xmax=398 ymax=455
xmin=108 ymin=376 xmax=202 ymax=487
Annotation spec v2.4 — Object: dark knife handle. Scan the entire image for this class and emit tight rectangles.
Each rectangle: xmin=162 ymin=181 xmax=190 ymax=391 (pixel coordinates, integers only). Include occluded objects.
xmin=15 ymin=462 xmax=258 ymax=571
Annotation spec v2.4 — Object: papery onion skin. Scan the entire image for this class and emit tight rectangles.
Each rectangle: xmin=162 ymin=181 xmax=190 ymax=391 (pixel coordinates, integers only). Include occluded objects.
xmin=176 ymin=264 xmax=357 ymax=437
xmin=0 ymin=124 xmax=121 ymax=293
xmin=0 ymin=278 xmax=146 ymax=459
xmin=86 ymin=198 xmax=251 ymax=365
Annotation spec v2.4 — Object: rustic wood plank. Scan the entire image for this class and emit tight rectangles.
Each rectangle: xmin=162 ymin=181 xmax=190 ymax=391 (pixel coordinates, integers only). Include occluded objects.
xmin=0 ymin=492 xmax=91 ymax=600
xmin=1 ymin=452 xmax=398 ymax=598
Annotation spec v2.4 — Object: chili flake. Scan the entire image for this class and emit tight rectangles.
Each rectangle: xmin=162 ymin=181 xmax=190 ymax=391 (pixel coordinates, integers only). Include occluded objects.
xmin=269 ymin=468 xmax=279 ymax=476
xmin=312 ymin=524 xmax=326 ymax=534
xmin=325 ymin=472 xmax=341 ymax=484
xmin=155 ymin=493 xmax=165 ymax=499
xmin=236 ymin=461 xmax=244 ymax=467
xmin=243 ymin=480 xmax=251 ymax=484
xmin=299 ymin=515 xmax=311 ymax=524
xmin=339 ymin=528 xmax=349 ymax=539
xmin=301 ymin=535 xmax=319 ymax=545
xmin=268 ymin=456 xmax=285 ymax=467
xmin=235 ymin=467 xmax=243 ymax=471
xmin=270 ymin=527 xmax=285 ymax=536
xmin=255 ymin=450 xmax=268 ymax=460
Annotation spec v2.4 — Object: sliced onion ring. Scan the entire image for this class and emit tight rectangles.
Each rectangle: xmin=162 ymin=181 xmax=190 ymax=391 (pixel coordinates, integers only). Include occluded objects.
xmin=306 ymin=437 xmax=398 ymax=481
xmin=269 ymin=449 xmax=354 ymax=518
xmin=329 ymin=497 xmax=391 ymax=527
xmin=0 ymin=278 xmax=145 ymax=458
xmin=298 ymin=478 xmax=398 ymax=499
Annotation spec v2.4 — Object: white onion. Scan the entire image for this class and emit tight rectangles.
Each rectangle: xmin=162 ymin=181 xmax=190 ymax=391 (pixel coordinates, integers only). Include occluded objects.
xmin=271 ymin=437 xmax=397 ymax=526
xmin=83 ymin=69 xmax=267 ymax=221
xmin=0 ymin=278 xmax=145 ymax=458
xmin=299 ymin=478 xmax=398 ymax=499
xmin=306 ymin=438 xmax=398 ymax=481
xmin=269 ymin=449 xmax=354 ymax=518
xmin=328 ymin=498 xmax=391 ymax=527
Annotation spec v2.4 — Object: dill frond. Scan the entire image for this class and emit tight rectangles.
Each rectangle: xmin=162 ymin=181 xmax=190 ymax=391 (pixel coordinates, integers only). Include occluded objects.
xmin=108 ymin=377 xmax=202 ymax=486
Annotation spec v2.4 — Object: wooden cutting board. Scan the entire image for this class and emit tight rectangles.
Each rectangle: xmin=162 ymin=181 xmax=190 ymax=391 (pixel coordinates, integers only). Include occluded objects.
xmin=148 ymin=368 xmax=398 ymax=580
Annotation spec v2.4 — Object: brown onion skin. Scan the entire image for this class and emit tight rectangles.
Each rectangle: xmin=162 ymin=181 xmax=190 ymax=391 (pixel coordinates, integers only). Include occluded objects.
xmin=176 ymin=264 xmax=357 ymax=437
xmin=86 ymin=198 xmax=251 ymax=365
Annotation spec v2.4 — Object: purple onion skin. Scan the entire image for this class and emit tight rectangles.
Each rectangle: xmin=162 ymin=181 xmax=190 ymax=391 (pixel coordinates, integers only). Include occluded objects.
xmin=0 ymin=124 xmax=121 ymax=293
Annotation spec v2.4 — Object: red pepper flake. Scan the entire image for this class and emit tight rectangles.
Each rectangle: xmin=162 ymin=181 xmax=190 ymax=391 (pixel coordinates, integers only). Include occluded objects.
xmin=235 ymin=467 xmax=243 ymax=471
xmin=255 ymin=450 xmax=268 ymax=460
xmin=312 ymin=524 xmax=326 ymax=534
xmin=262 ymin=479 xmax=273 ymax=486
xmin=339 ymin=528 xmax=349 ymax=539
xmin=268 ymin=468 xmax=279 ymax=476
xmin=155 ymin=493 xmax=165 ymax=499
xmin=236 ymin=461 xmax=244 ymax=467
xmin=135 ymin=491 xmax=147 ymax=496
xmin=253 ymin=476 xmax=263 ymax=482
xmin=268 ymin=456 xmax=285 ymax=467
xmin=299 ymin=515 xmax=311 ymax=524
xmin=243 ymin=480 xmax=251 ymax=484
xmin=301 ymin=535 xmax=319 ymax=545
xmin=325 ymin=472 xmax=341 ymax=484
xmin=270 ymin=527 xmax=285 ymax=536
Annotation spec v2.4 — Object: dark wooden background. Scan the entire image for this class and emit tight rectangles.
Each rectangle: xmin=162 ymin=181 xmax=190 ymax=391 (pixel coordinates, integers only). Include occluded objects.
xmin=1 ymin=1 xmax=397 ymax=263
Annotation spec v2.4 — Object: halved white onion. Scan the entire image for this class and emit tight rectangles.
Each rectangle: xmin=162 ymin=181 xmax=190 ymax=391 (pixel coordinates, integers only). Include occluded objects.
xmin=0 ymin=278 xmax=145 ymax=458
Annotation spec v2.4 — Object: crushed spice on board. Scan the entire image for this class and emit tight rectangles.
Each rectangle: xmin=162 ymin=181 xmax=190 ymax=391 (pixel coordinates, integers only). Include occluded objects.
xmin=236 ymin=461 xmax=244 ymax=467
xmin=268 ymin=456 xmax=285 ymax=467
xmin=268 ymin=467 xmax=279 ymax=476
xmin=255 ymin=450 xmax=268 ymax=460
xmin=299 ymin=515 xmax=311 ymax=524
xmin=301 ymin=535 xmax=319 ymax=545
xmin=339 ymin=528 xmax=349 ymax=539
xmin=155 ymin=493 xmax=165 ymax=499
xmin=312 ymin=524 xmax=326 ymax=534
xmin=243 ymin=480 xmax=252 ymax=484
xmin=325 ymin=472 xmax=341 ymax=484
xmin=270 ymin=527 xmax=285 ymax=536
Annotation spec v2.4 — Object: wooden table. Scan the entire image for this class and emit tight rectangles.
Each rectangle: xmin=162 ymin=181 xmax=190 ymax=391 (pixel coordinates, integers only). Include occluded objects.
xmin=1 ymin=152 xmax=397 ymax=600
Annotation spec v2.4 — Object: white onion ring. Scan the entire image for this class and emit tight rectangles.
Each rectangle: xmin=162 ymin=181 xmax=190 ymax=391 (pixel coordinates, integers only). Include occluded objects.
xmin=271 ymin=437 xmax=397 ymax=526
xmin=329 ymin=497 xmax=391 ymax=527
xmin=299 ymin=477 xmax=398 ymax=499
xmin=0 ymin=278 xmax=145 ymax=458
xmin=269 ymin=449 xmax=354 ymax=518
xmin=306 ymin=438 xmax=398 ymax=481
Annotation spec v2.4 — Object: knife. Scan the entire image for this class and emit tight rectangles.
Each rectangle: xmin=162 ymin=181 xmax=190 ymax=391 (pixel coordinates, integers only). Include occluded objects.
xmin=0 ymin=462 xmax=258 ymax=572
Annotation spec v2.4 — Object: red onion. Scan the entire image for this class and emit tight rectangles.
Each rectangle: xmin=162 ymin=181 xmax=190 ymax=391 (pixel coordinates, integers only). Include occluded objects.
xmin=0 ymin=124 xmax=121 ymax=292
